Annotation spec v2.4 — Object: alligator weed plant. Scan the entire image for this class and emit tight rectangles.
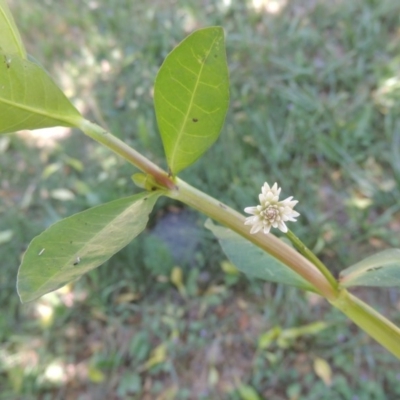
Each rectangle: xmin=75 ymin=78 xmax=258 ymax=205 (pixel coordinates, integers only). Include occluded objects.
xmin=1 ymin=1 xmax=400 ymax=359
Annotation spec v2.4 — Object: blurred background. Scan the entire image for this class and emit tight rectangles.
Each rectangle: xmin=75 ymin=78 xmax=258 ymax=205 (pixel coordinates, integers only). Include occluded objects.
xmin=1 ymin=0 xmax=400 ymax=398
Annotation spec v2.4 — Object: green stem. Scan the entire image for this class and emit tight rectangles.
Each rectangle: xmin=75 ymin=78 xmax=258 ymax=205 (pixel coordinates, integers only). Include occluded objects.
xmin=78 ymin=119 xmax=176 ymax=190
xmin=77 ymin=118 xmax=337 ymax=300
xmin=331 ymin=289 xmax=400 ymax=359
xmin=286 ymin=230 xmax=338 ymax=291
xmin=167 ymin=178 xmax=339 ymax=301
xmin=76 ymin=118 xmax=400 ymax=358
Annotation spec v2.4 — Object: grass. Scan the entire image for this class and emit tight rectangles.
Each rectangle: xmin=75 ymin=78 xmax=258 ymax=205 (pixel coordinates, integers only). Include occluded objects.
xmin=1 ymin=0 xmax=400 ymax=398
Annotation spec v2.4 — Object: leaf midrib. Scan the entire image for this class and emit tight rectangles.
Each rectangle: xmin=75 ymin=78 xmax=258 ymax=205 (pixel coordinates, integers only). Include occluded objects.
xmin=0 ymin=96 xmax=79 ymax=128
xmin=169 ymin=34 xmax=219 ymax=171
xmin=0 ymin=4 xmax=25 ymax=57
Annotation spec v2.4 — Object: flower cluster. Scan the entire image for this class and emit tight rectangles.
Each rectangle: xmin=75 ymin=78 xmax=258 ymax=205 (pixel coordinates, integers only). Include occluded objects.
xmin=244 ymin=182 xmax=299 ymax=234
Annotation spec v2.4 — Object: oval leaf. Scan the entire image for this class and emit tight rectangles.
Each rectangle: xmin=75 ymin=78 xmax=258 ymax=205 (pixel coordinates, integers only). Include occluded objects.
xmin=17 ymin=191 xmax=161 ymax=303
xmin=0 ymin=0 xmax=26 ymax=57
xmin=313 ymin=357 xmax=332 ymax=386
xmin=237 ymin=384 xmax=262 ymax=400
xmin=205 ymin=219 xmax=315 ymax=292
xmin=154 ymin=27 xmax=229 ymax=174
xmin=0 ymin=54 xmax=81 ymax=135
xmin=339 ymin=248 xmax=400 ymax=288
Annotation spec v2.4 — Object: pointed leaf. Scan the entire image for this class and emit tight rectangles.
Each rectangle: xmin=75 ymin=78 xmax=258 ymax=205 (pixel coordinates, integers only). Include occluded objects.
xmin=154 ymin=27 xmax=229 ymax=174
xmin=313 ymin=357 xmax=332 ymax=386
xmin=339 ymin=249 xmax=400 ymax=288
xmin=0 ymin=54 xmax=81 ymax=135
xmin=17 ymin=191 xmax=161 ymax=303
xmin=205 ymin=220 xmax=315 ymax=291
xmin=0 ymin=0 xmax=26 ymax=57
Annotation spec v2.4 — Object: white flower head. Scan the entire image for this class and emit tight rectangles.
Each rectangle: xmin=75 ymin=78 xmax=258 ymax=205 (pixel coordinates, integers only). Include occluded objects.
xmin=244 ymin=182 xmax=300 ymax=234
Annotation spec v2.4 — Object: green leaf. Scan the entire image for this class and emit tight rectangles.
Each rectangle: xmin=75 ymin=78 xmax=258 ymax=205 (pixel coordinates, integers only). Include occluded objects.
xmin=0 ymin=54 xmax=81 ymax=135
xmin=237 ymin=384 xmax=262 ymax=400
xmin=258 ymin=326 xmax=282 ymax=350
xmin=339 ymin=249 xmax=400 ymax=288
xmin=279 ymin=321 xmax=329 ymax=340
xmin=17 ymin=191 xmax=161 ymax=303
xmin=154 ymin=27 xmax=229 ymax=174
xmin=0 ymin=0 xmax=26 ymax=57
xmin=205 ymin=220 xmax=315 ymax=291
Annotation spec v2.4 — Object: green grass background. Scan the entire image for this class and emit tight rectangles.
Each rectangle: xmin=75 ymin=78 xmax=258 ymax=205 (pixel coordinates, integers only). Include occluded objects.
xmin=1 ymin=0 xmax=400 ymax=398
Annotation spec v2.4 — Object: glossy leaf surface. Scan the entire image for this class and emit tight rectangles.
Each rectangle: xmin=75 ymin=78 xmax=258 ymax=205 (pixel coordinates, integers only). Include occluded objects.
xmin=339 ymin=249 xmax=400 ymax=288
xmin=0 ymin=0 xmax=26 ymax=57
xmin=0 ymin=54 xmax=81 ymax=134
xmin=17 ymin=191 xmax=161 ymax=302
xmin=154 ymin=27 xmax=229 ymax=174
xmin=205 ymin=220 xmax=315 ymax=291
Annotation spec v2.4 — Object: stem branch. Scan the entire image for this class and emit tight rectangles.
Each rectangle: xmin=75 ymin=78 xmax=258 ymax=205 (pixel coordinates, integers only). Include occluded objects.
xmin=76 ymin=118 xmax=400 ymax=358
xmin=286 ymin=230 xmax=338 ymax=290
xmin=78 ymin=118 xmax=338 ymax=300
